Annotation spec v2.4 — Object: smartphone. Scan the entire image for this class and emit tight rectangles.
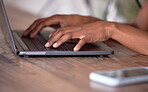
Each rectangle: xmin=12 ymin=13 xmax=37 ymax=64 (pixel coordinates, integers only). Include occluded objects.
xmin=89 ymin=67 xmax=148 ymax=87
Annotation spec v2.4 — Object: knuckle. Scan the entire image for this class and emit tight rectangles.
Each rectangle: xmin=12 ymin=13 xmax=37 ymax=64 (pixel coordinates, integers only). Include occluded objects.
xmin=56 ymin=28 xmax=60 ymax=32
xmin=51 ymin=14 xmax=61 ymax=19
xmin=57 ymin=39 xmax=63 ymax=44
xmin=39 ymin=21 xmax=46 ymax=27
xmin=65 ymin=32 xmax=72 ymax=38
xmin=76 ymin=45 xmax=81 ymax=49
xmin=34 ymin=18 xmax=42 ymax=23
xmin=49 ymin=32 xmax=54 ymax=37
xmin=57 ymin=31 xmax=63 ymax=35
xmin=48 ymin=39 xmax=54 ymax=44
xmin=50 ymin=32 xmax=54 ymax=34
xmin=59 ymin=27 xmax=65 ymax=30
xmin=81 ymin=38 xmax=87 ymax=42
xmin=59 ymin=27 xmax=69 ymax=31
xmin=78 ymin=43 xmax=85 ymax=48
xmin=54 ymin=29 xmax=60 ymax=34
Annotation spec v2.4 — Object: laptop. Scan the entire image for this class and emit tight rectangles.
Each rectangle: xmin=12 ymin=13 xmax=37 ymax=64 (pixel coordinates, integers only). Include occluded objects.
xmin=0 ymin=0 xmax=114 ymax=57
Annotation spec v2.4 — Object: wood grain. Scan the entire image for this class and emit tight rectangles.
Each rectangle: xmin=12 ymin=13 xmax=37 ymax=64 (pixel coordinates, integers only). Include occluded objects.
xmin=0 ymin=3 xmax=148 ymax=92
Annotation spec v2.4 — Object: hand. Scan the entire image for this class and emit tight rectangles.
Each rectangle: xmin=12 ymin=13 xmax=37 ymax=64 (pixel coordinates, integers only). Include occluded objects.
xmin=22 ymin=15 xmax=100 ymax=38
xmin=45 ymin=21 xmax=115 ymax=51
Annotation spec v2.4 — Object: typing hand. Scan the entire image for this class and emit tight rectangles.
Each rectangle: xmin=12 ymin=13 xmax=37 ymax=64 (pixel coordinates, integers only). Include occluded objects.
xmin=45 ymin=21 xmax=114 ymax=51
xmin=22 ymin=15 xmax=99 ymax=38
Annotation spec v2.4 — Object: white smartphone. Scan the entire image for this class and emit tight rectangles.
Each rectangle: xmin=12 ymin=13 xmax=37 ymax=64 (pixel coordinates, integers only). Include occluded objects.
xmin=89 ymin=67 xmax=148 ymax=87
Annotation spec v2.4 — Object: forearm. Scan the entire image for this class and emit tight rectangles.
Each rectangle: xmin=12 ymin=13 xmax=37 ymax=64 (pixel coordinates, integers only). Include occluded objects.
xmin=110 ymin=22 xmax=148 ymax=55
xmin=132 ymin=0 xmax=148 ymax=31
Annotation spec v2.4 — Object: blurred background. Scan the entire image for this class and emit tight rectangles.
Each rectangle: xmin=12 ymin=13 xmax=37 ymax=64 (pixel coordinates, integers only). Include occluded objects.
xmin=4 ymin=0 xmax=146 ymax=23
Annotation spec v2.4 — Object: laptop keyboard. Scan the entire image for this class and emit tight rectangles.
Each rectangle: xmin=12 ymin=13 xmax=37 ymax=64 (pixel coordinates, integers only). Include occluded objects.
xmin=15 ymin=31 xmax=76 ymax=51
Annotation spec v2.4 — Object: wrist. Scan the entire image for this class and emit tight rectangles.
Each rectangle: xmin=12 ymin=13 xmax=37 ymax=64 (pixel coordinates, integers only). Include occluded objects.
xmin=105 ymin=22 xmax=119 ymax=40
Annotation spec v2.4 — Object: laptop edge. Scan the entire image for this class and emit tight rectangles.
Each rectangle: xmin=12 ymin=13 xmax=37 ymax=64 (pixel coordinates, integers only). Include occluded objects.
xmin=0 ymin=0 xmax=114 ymax=57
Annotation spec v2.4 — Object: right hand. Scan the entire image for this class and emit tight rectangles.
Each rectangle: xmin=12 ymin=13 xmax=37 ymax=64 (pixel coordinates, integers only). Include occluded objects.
xmin=22 ymin=15 xmax=100 ymax=38
xmin=44 ymin=21 xmax=114 ymax=51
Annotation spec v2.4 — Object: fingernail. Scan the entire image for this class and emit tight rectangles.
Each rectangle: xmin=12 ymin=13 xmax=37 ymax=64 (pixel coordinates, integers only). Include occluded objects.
xmin=53 ymin=43 xmax=58 ymax=48
xmin=73 ymin=47 xmax=78 ymax=51
xmin=45 ymin=42 xmax=50 ymax=47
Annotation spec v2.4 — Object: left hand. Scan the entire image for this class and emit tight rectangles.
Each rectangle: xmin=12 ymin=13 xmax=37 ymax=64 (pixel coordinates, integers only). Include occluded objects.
xmin=45 ymin=21 xmax=115 ymax=51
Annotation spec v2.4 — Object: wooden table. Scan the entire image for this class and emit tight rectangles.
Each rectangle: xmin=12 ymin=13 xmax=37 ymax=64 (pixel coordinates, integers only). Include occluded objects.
xmin=0 ymin=4 xmax=148 ymax=92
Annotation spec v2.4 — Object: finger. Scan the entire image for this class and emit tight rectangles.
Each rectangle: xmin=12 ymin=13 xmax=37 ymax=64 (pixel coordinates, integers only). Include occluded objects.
xmin=47 ymin=28 xmax=76 ymax=46
xmin=45 ymin=27 xmax=81 ymax=48
xmin=30 ymin=21 xmax=47 ymax=38
xmin=30 ymin=16 xmax=64 ymax=38
xmin=52 ymin=31 xmax=82 ymax=48
xmin=59 ymin=26 xmax=82 ymax=33
xmin=73 ymin=38 xmax=86 ymax=51
xmin=45 ymin=30 xmax=65 ymax=47
xmin=49 ymin=32 xmax=55 ymax=38
xmin=22 ymin=19 xmax=44 ymax=37
xmin=52 ymin=33 xmax=72 ymax=48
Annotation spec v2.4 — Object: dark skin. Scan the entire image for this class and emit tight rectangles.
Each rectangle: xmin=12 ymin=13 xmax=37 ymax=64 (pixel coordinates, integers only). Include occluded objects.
xmin=22 ymin=0 xmax=148 ymax=55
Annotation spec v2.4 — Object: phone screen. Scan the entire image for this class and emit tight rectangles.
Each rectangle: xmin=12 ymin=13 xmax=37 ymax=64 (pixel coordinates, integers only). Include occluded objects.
xmin=100 ymin=68 xmax=148 ymax=78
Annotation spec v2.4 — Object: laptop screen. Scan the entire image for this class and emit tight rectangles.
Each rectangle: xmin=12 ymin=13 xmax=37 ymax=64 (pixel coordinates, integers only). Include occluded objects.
xmin=0 ymin=0 xmax=17 ymax=54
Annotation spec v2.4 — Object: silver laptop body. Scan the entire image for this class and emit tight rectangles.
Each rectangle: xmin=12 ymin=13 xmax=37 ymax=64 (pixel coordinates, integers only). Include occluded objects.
xmin=0 ymin=0 xmax=114 ymax=57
